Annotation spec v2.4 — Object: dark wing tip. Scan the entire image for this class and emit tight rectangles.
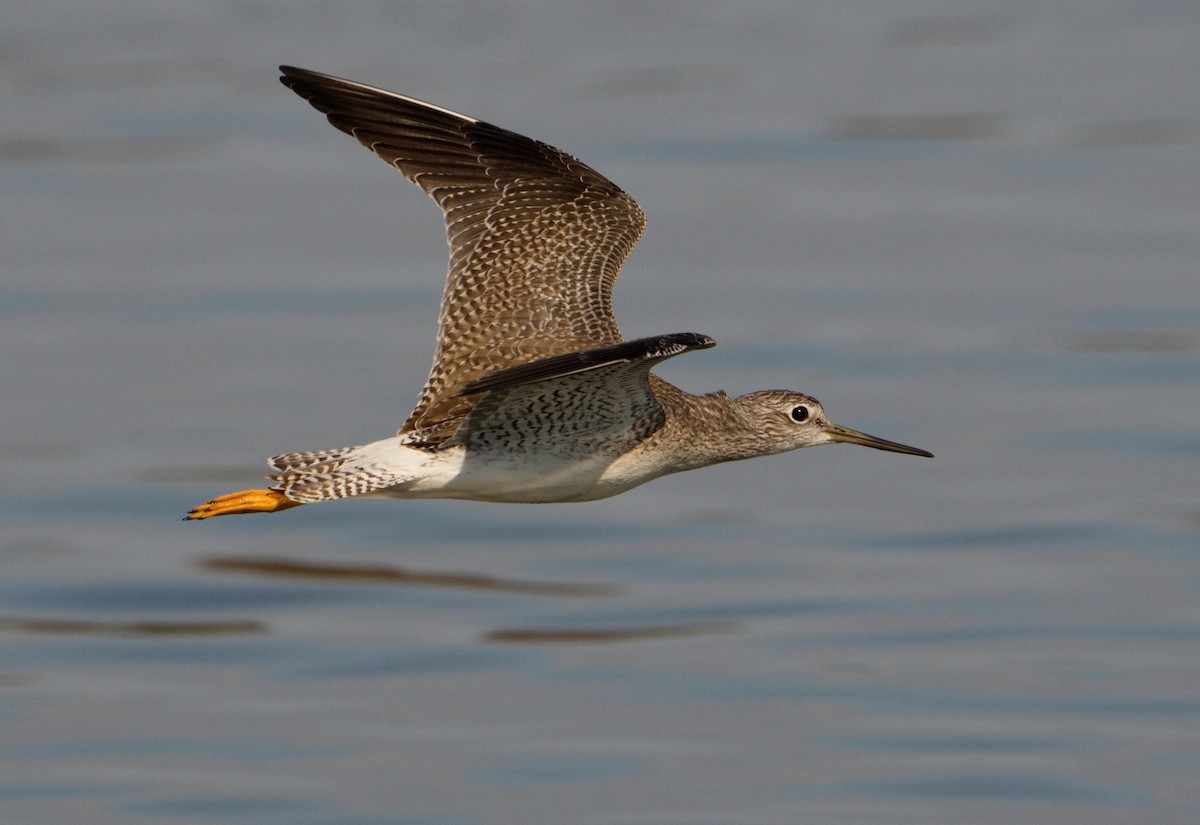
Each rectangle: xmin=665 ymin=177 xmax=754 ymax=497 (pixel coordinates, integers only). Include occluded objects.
xmin=278 ymin=64 xmax=320 ymax=90
xmin=654 ymin=332 xmax=716 ymax=355
xmin=278 ymin=66 xmax=337 ymax=105
xmin=459 ymin=332 xmax=715 ymax=397
xmin=278 ymin=66 xmax=361 ymax=102
xmin=279 ymin=65 xmax=329 ymax=83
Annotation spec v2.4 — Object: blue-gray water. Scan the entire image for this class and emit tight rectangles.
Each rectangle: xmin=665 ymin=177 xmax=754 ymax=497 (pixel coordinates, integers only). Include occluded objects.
xmin=3 ymin=2 xmax=1199 ymax=823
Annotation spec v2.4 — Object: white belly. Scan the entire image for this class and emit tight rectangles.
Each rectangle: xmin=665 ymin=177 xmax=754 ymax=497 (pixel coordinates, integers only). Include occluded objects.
xmin=361 ymin=438 xmax=668 ymax=504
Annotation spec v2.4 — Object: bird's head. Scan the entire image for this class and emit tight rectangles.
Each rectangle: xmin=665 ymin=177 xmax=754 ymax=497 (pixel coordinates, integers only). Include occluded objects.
xmin=731 ymin=390 xmax=933 ymax=458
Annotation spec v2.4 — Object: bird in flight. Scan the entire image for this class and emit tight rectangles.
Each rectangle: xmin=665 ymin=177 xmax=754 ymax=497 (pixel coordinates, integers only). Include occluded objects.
xmin=185 ymin=66 xmax=930 ymax=521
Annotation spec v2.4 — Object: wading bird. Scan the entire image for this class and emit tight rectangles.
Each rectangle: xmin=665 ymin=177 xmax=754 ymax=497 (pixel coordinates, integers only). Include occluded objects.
xmin=186 ymin=67 xmax=931 ymax=521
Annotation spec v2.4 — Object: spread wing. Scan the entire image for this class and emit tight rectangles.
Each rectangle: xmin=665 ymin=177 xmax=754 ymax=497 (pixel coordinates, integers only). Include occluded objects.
xmin=279 ymin=67 xmax=646 ymax=445
xmin=449 ymin=333 xmax=716 ymax=457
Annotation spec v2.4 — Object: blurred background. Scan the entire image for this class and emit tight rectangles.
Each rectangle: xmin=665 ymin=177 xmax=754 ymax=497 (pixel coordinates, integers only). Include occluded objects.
xmin=2 ymin=2 xmax=1198 ymax=823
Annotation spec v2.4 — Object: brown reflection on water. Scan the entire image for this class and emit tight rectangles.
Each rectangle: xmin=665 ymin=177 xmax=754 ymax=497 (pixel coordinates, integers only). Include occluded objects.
xmin=140 ymin=465 xmax=261 ymax=484
xmin=201 ymin=556 xmax=618 ymax=597
xmin=484 ymin=621 xmax=737 ymax=645
xmin=0 ymin=616 xmax=264 ymax=636
xmin=830 ymin=113 xmax=1007 ymax=141
xmin=889 ymin=15 xmax=1009 ymax=47
xmin=1069 ymin=119 xmax=1200 ymax=147
xmin=0 ymin=135 xmax=214 ymax=164
xmin=1055 ymin=331 xmax=1196 ymax=353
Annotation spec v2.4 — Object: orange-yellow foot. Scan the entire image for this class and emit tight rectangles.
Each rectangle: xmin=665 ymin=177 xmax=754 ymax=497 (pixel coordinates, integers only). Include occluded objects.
xmin=184 ymin=488 xmax=300 ymax=521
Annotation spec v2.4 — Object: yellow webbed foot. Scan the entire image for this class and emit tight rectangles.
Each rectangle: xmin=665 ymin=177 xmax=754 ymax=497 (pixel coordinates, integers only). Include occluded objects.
xmin=184 ymin=488 xmax=300 ymax=521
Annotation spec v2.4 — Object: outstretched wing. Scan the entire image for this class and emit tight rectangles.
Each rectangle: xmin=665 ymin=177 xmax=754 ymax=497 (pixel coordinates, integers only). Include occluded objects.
xmin=279 ymin=67 xmax=646 ymax=444
xmin=446 ymin=333 xmax=716 ymax=457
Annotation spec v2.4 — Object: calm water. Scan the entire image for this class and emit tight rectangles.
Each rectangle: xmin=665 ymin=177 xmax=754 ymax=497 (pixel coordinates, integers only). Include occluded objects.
xmin=3 ymin=2 xmax=1199 ymax=823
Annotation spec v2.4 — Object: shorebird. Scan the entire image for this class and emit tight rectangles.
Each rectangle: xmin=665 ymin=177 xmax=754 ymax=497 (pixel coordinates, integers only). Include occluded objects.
xmin=185 ymin=66 xmax=931 ymax=521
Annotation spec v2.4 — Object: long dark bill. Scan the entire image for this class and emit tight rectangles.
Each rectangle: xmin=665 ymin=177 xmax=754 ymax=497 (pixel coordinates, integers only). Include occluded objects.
xmin=826 ymin=424 xmax=934 ymax=458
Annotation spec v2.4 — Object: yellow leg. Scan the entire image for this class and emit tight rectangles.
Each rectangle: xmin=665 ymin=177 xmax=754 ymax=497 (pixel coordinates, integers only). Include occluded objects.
xmin=184 ymin=488 xmax=300 ymax=521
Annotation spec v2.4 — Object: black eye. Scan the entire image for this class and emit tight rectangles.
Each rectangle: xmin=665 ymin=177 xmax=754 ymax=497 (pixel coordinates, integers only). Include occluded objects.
xmin=790 ymin=405 xmax=810 ymax=423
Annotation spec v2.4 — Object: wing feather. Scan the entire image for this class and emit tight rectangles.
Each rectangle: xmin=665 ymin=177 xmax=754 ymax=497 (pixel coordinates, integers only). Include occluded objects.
xmin=437 ymin=333 xmax=715 ymax=455
xmin=279 ymin=67 xmax=646 ymax=446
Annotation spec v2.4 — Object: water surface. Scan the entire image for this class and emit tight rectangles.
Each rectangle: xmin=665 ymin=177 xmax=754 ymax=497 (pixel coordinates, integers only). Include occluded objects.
xmin=3 ymin=2 xmax=1198 ymax=823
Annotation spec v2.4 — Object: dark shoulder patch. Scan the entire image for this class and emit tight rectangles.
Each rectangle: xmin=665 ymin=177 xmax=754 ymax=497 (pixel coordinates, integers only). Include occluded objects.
xmin=459 ymin=333 xmax=715 ymax=396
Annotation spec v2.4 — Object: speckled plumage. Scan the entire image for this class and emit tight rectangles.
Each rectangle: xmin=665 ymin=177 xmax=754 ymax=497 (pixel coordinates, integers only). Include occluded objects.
xmin=183 ymin=68 xmax=930 ymax=521
xmin=280 ymin=66 xmax=646 ymax=447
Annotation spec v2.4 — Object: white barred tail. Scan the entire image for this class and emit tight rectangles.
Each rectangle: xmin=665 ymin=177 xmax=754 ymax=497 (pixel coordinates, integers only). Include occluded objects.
xmin=267 ymin=440 xmax=432 ymax=503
